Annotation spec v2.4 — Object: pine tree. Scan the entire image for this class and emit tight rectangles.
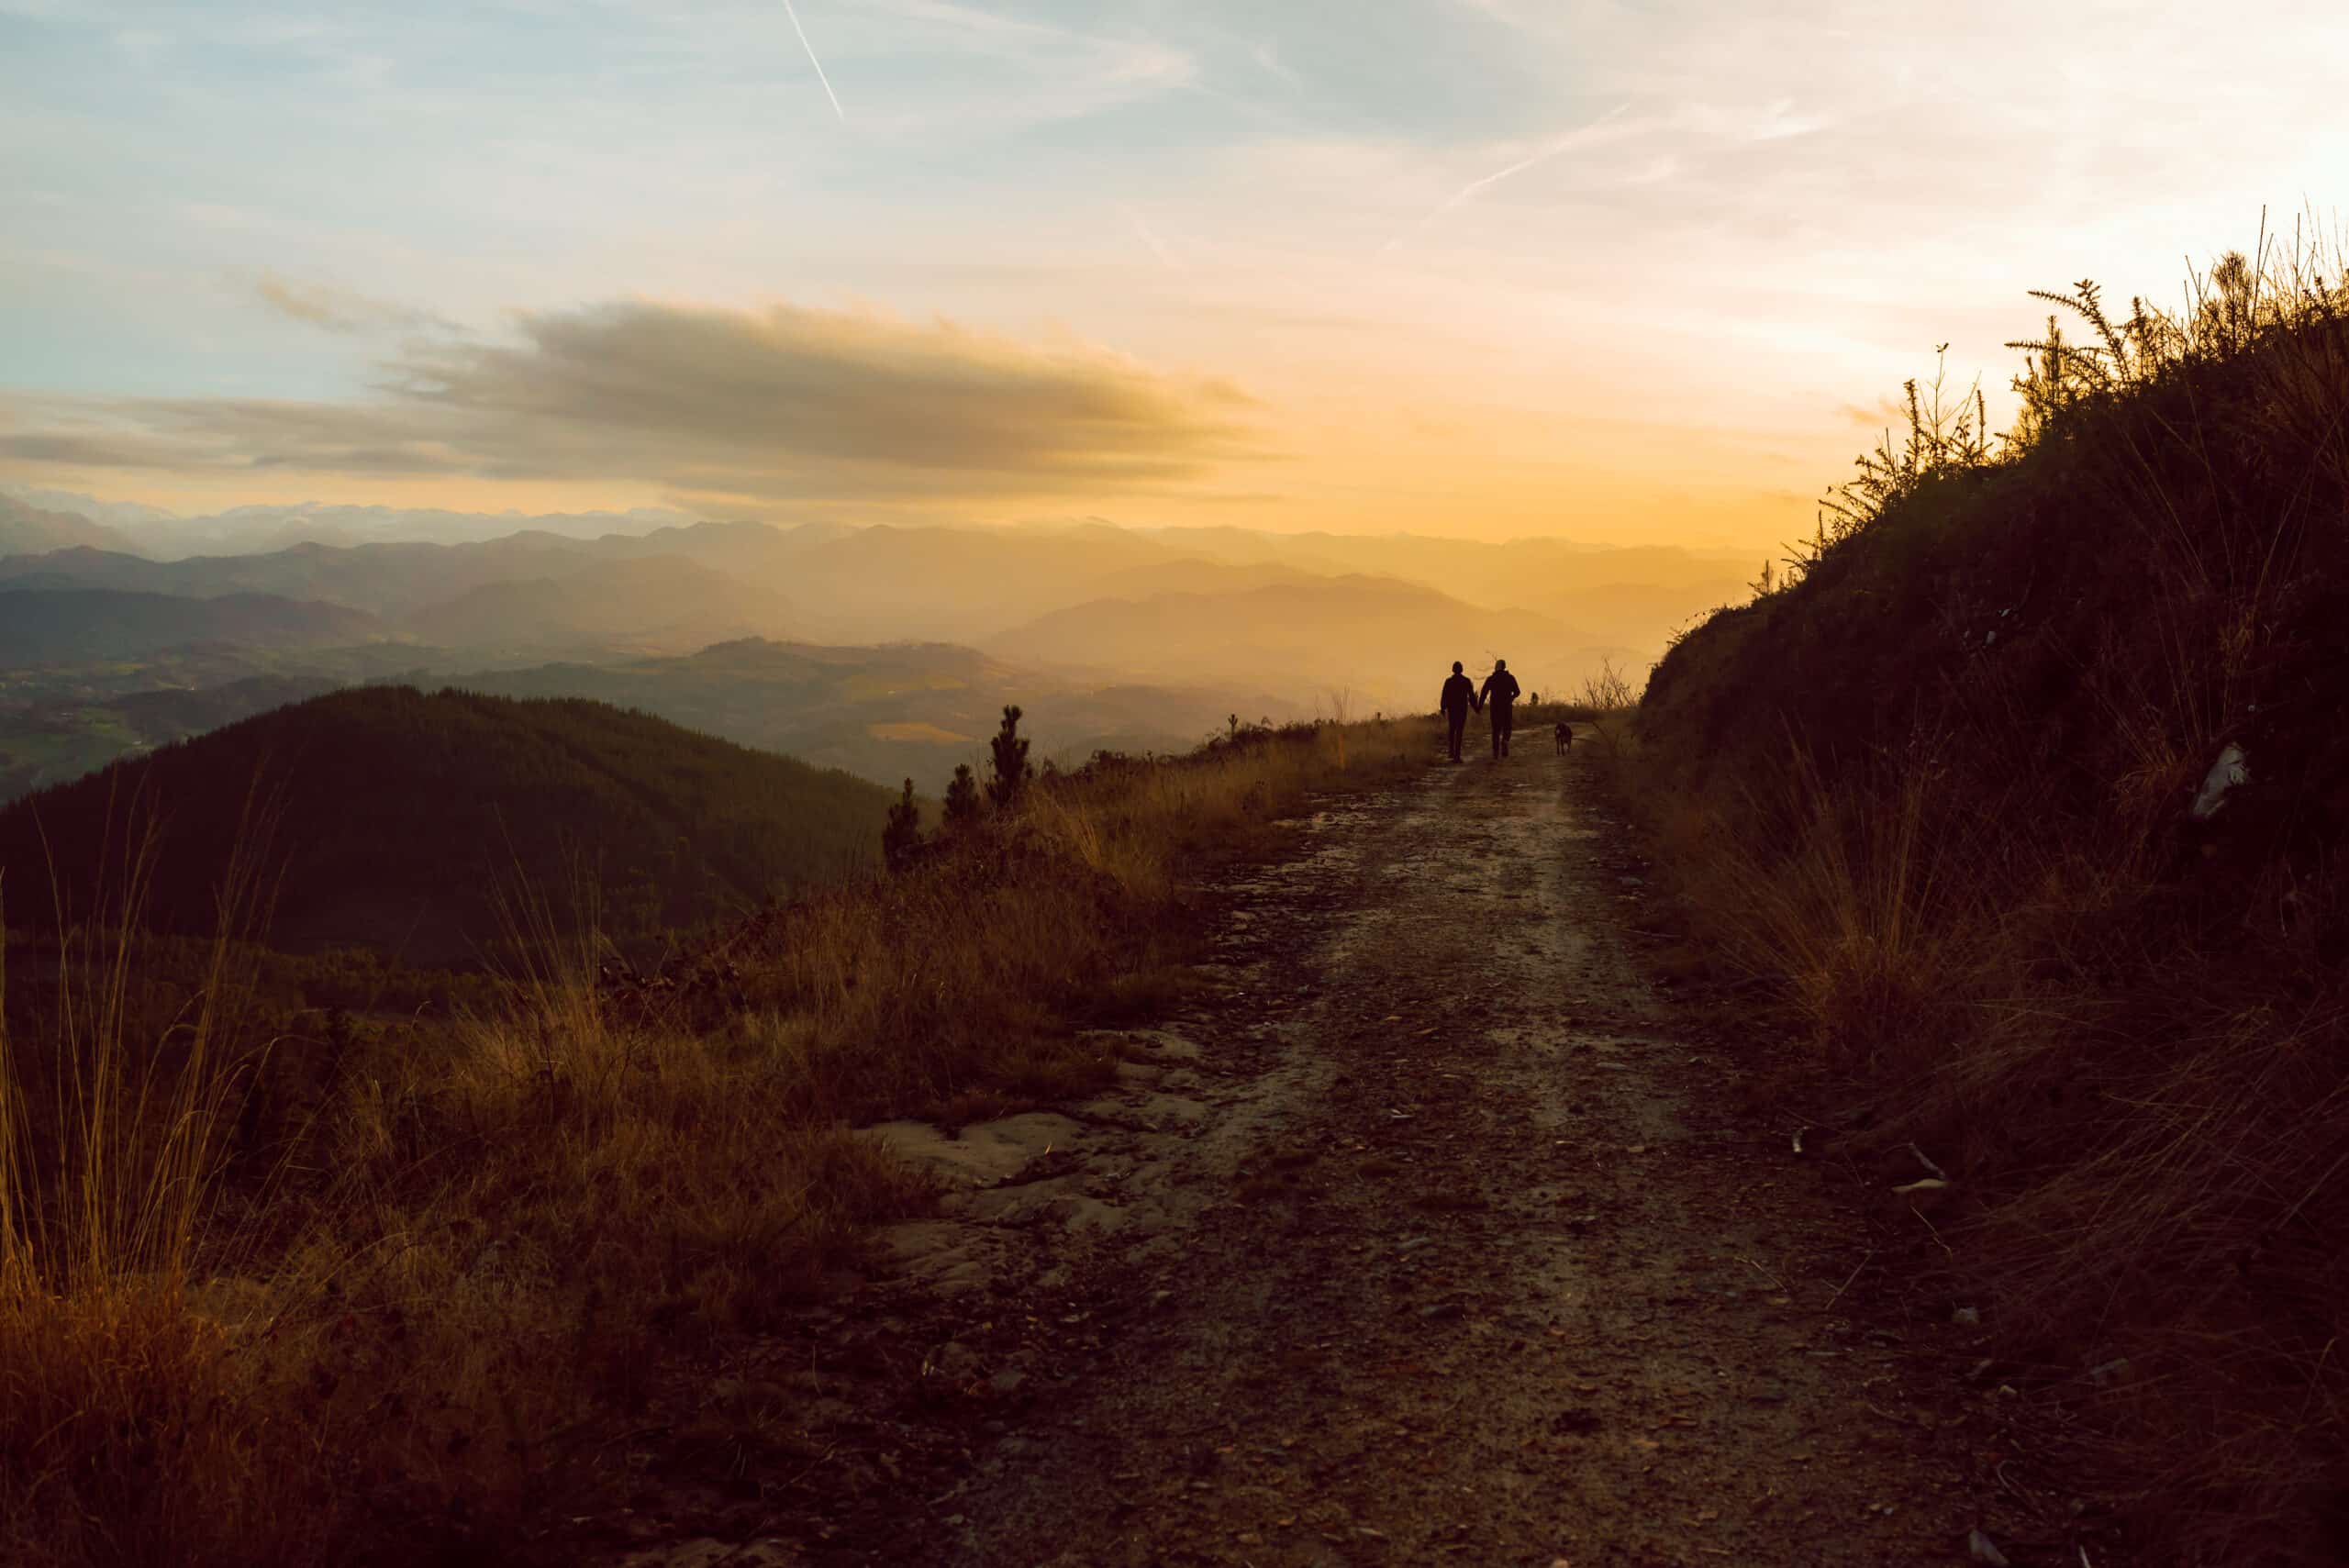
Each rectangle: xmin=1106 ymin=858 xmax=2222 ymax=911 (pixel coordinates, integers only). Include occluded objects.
xmin=986 ymin=705 xmax=1033 ymax=811
xmin=943 ymin=763 xmax=982 ymax=830
xmin=882 ymin=778 xmax=922 ymax=872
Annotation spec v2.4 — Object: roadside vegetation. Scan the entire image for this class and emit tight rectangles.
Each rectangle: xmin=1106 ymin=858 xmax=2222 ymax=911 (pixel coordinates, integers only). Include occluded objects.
xmin=0 ymin=708 xmax=1426 ymax=1565
xmin=1629 ymin=228 xmax=2349 ymax=1562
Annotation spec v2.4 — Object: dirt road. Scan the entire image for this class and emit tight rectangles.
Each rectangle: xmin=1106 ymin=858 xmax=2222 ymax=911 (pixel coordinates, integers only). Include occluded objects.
xmin=608 ymin=748 xmax=2026 ymax=1568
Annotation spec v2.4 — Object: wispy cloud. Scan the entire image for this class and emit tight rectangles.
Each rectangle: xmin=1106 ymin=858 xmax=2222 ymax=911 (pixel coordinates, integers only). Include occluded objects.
xmin=253 ymin=272 xmax=453 ymax=335
xmin=2 ymin=299 xmax=1264 ymax=505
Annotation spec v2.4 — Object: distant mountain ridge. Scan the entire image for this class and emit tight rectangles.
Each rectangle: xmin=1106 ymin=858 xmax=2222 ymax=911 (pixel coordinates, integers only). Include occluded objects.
xmin=990 ymin=575 xmax=1605 ymax=708
xmin=448 ymin=637 xmax=1301 ymax=786
xmin=398 ymin=555 xmax=789 ymax=654
xmin=0 ymin=486 xmax=699 ymax=558
xmin=0 ymin=511 xmax=1753 ymax=796
xmin=0 ymin=588 xmax=385 ymax=665
xmin=0 ymin=495 xmax=142 ymax=558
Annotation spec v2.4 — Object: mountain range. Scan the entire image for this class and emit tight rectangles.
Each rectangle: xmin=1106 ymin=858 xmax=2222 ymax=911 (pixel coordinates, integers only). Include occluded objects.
xmin=0 ymin=489 xmax=1753 ymax=804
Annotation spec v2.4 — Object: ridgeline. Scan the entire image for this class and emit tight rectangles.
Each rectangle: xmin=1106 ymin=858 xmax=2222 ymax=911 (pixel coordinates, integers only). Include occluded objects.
xmin=0 ymin=685 xmax=894 ymax=961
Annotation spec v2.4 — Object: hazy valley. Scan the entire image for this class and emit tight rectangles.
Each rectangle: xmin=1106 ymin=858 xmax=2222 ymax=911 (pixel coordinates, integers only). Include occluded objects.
xmin=0 ymin=492 xmax=1747 ymax=801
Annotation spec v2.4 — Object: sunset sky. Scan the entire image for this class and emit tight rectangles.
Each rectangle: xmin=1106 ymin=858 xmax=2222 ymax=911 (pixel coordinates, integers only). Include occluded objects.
xmin=5 ymin=0 xmax=2345 ymax=548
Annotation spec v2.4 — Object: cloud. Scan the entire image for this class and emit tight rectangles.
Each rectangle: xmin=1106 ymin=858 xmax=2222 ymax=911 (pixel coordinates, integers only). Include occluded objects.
xmin=2 ymin=299 xmax=1264 ymax=504
xmin=254 ymin=272 xmax=453 ymax=335
xmin=1838 ymin=395 xmax=1909 ymax=428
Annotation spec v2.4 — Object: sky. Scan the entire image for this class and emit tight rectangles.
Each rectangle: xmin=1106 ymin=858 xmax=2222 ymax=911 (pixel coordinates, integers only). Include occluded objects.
xmin=4 ymin=0 xmax=2346 ymax=550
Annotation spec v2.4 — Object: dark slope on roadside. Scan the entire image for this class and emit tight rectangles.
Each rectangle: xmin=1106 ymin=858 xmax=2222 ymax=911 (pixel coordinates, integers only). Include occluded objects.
xmin=1638 ymin=284 xmax=2349 ymax=1562
xmin=0 ymin=686 xmax=893 ymax=959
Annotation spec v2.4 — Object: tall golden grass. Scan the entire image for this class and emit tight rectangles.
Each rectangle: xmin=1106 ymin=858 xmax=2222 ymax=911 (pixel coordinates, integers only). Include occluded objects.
xmin=0 ymin=715 xmax=1425 ymax=1564
xmin=0 ymin=789 xmax=317 ymax=1566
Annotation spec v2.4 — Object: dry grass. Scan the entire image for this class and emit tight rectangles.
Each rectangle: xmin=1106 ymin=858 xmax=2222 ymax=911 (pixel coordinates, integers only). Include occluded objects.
xmin=0 ymin=715 xmax=1429 ymax=1564
xmin=1631 ymin=231 xmax=2349 ymax=1562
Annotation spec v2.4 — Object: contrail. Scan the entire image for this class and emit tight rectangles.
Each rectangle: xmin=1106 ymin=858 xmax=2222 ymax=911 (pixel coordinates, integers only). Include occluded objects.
xmin=1378 ymin=103 xmax=1631 ymax=258
xmin=1121 ymin=206 xmax=1185 ymax=271
xmin=782 ymin=0 xmax=844 ymax=121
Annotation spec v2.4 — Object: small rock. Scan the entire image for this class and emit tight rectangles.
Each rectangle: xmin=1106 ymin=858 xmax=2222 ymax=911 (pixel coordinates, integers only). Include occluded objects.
xmin=988 ymin=1368 xmax=1027 ymax=1397
xmin=1967 ymin=1527 xmax=2011 ymax=1565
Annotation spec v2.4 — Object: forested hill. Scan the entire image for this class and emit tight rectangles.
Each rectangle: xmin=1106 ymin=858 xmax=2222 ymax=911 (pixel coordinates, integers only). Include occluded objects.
xmin=0 ymin=687 xmax=894 ymax=961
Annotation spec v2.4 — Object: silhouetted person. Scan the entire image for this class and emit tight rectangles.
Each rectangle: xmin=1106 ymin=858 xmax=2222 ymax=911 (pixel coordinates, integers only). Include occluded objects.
xmin=1439 ymin=661 xmax=1475 ymax=763
xmin=1478 ymin=658 xmax=1520 ymax=758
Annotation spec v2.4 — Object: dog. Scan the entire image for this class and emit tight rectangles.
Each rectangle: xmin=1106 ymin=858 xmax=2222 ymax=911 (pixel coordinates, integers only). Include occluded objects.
xmin=1554 ymin=721 xmax=1573 ymax=754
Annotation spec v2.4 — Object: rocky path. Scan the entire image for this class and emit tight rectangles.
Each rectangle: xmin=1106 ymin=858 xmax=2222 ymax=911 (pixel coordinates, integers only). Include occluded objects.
xmin=604 ymin=746 xmax=2032 ymax=1568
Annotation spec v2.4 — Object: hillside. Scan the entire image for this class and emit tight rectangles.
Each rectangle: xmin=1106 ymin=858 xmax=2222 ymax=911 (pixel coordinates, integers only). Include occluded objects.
xmin=0 ymin=533 xmax=613 ymax=617
xmin=0 ymin=588 xmax=385 ymax=664
xmin=398 ymin=554 xmax=790 ymax=653
xmin=1637 ymin=271 xmax=2349 ymax=1560
xmin=0 ymin=673 xmax=339 ymax=803
xmin=0 ymin=495 xmax=139 ymax=557
xmin=0 ymin=519 xmax=1753 ymax=694
xmin=449 ymin=637 xmax=1301 ymax=784
xmin=990 ymin=575 xmax=1602 ymax=706
xmin=0 ymin=687 xmax=893 ymax=960
xmin=1142 ymin=526 xmax=1755 ymax=609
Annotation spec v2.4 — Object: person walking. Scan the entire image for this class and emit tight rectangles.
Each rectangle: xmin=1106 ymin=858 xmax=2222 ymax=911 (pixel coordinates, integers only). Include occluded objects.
xmin=1478 ymin=658 xmax=1520 ymax=758
xmin=1439 ymin=660 xmax=1476 ymax=763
